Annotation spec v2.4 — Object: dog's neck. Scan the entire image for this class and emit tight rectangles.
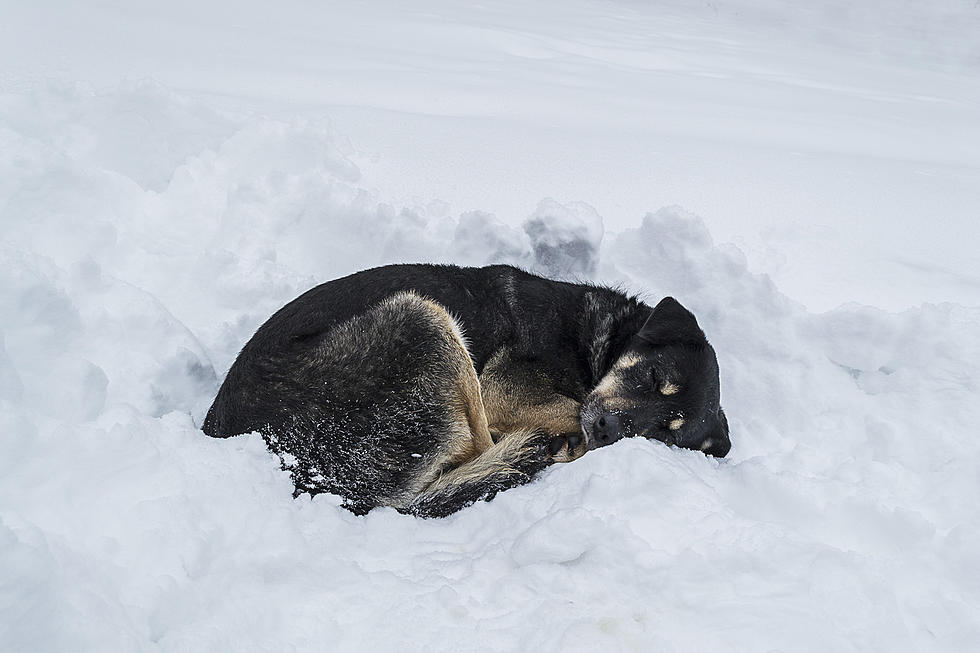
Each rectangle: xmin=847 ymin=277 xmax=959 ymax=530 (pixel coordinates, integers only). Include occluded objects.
xmin=578 ymin=289 xmax=650 ymax=388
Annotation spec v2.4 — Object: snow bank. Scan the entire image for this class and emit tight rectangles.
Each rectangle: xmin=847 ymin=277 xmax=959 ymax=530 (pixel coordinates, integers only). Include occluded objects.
xmin=2 ymin=82 xmax=978 ymax=652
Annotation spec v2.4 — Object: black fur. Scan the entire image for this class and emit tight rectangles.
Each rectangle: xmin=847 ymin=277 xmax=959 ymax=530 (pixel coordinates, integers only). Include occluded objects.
xmin=204 ymin=264 xmax=730 ymax=516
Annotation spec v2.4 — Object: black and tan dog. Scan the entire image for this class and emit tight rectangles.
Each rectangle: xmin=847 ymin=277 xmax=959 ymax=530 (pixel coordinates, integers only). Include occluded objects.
xmin=204 ymin=264 xmax=730 ymax=517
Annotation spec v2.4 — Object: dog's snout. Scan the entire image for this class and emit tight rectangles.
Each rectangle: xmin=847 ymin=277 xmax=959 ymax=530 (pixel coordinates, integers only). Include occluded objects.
xmin=683 ymin=430 xmax=730 ymax=458
xmin=698 ymin=435 xmax=731 ymax=458
xmin=592 ymin=413 xmax=623 ymax=447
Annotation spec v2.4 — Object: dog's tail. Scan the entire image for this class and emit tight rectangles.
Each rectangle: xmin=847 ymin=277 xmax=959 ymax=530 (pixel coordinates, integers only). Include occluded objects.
xmin=407 ymin=428 xmax=553 ymax=518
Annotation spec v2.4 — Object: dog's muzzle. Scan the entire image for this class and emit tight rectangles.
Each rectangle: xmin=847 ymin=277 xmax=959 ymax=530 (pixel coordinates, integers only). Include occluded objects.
xmin=590 ymin=413 xmax=623 ymax=447
xmin=682 ymin=432 xmax=731 ymax=458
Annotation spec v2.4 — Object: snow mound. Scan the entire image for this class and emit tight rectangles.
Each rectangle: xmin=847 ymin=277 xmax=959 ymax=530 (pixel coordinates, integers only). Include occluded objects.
xmin=1 ymin=83 xmax=978 ymax=652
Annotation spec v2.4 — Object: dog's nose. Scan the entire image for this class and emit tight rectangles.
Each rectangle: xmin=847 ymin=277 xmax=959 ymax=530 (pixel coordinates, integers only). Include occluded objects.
xmin=592 ymin=413 xmax=622 ymax=447
xmin=698 ymin=436 xmax=731 ymax=458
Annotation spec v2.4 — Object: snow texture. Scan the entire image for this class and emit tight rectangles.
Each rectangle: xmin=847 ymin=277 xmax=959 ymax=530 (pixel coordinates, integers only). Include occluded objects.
xmin=2 ymin=1 xmax=979 ymax=651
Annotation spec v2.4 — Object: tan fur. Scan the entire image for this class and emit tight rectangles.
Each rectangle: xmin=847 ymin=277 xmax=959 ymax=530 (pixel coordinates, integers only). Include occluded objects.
xmin=413 ymin=427 xmax=542 ymax=504
xmin=433 ymin=311 xmax=495 ymax=454
xmin=669 ymin=418 xmax=685 ymax=430
xmin=388 ymin=293 xmax=494 ymax=456
xmin=592 ymin=352 xmax=642 ymax=396
xmin=588 ymin=351 xmax=650 ymax=416
xmin=660 ymin=381 xmax=680 ymax=396
xmin=377 ymin=293 xmax=500 ymax=505
xmin=602 ymin=396 xmax=637 ymax=411
xmin=374 ymin=296 xmax=586 ymax=506
xmin=479 ymin=348 xmax=585 ymax=461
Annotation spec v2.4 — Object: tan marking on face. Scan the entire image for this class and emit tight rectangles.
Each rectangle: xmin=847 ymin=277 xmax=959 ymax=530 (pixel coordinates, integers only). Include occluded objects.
xmin=668 ymin=418 xmax=684 ymax=431
xmin=602 ymin=396 xmax=636 ymax=411
xmin=660 ymin=381 xmax=680 ymax=396
xmin=593 ymin=352 xmax=644 ymax=395
xmin=700 ymin=438 xmax=714 ymax=452
xmin=592 ymin=373 xmax=621 ymax=396
xmin=614 ymin=353 xmax=645 ymax=370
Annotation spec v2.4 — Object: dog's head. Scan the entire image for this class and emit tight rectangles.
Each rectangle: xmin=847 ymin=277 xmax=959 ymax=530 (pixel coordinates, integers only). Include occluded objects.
xmin=581 ymin=297 xmax=730 ymax=457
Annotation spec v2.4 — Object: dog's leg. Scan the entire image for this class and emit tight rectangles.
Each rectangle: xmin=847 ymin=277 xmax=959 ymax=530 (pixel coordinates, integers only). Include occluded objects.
xmin=396 ymin=303 xmax=558 ymax=516
xmin=479 ymin=348 xmax=586 ymax=462
xmin=233 ymin=291 xmax=556 ymax=516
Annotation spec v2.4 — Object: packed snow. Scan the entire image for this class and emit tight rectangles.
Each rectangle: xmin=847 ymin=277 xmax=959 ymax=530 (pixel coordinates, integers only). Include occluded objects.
xmin=2 ymin=1 xmax=979 ymax=651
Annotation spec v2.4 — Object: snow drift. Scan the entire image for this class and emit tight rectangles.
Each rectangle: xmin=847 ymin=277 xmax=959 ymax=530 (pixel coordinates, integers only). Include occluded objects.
xmin=1 ymin=80 xmax=978 ymax=652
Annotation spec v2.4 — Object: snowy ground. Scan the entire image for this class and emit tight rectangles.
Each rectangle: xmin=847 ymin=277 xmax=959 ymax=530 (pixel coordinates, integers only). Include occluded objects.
xmin=2 ymin=1 xmax=979 ymax=651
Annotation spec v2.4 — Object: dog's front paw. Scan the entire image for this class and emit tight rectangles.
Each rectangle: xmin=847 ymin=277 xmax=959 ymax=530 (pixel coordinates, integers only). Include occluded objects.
xmin=547 ymin=434 xmax=568 ymax=456
xmin=546 ymin=432 xmax=586 ymax=463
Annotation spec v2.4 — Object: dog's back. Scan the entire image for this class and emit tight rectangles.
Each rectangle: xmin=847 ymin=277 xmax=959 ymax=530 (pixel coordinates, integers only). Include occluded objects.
xmin=205 ymin=263 xmax=635 ymax=438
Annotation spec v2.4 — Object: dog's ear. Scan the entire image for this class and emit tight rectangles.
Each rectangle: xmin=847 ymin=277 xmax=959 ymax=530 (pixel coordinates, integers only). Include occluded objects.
xmin=637 ymin=297 xmax=706 ymax=346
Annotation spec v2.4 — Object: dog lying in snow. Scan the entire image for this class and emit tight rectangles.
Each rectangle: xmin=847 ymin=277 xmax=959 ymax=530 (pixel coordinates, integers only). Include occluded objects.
xmin=204 ymin=264 xmax=730 ymax=516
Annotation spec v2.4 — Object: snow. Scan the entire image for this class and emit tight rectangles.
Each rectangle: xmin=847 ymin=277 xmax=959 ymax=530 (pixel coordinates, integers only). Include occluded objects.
xmin=2 ymin=1 xmax=980 ymax=651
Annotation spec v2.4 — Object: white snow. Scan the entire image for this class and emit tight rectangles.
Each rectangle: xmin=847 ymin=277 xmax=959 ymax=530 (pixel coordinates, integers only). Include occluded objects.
xmin=2 ymin=1 xmax=979 ymax=651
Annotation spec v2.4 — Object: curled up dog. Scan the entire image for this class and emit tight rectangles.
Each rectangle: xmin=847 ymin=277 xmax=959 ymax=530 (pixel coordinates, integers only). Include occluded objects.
xmin=204 ymin=264 xmax=731 ymax=517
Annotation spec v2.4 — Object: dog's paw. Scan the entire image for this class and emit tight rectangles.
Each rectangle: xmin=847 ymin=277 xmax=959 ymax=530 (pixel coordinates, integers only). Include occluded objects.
xmin=547 ymin=434 xmax=568 ymax=456
xmin=547 ymin=432 xmax=586 ymax=463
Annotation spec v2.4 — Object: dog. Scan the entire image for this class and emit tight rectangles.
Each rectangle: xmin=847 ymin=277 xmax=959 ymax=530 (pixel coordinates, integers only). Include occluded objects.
xmin=204 ymin=263 xmax=730 ymax=517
